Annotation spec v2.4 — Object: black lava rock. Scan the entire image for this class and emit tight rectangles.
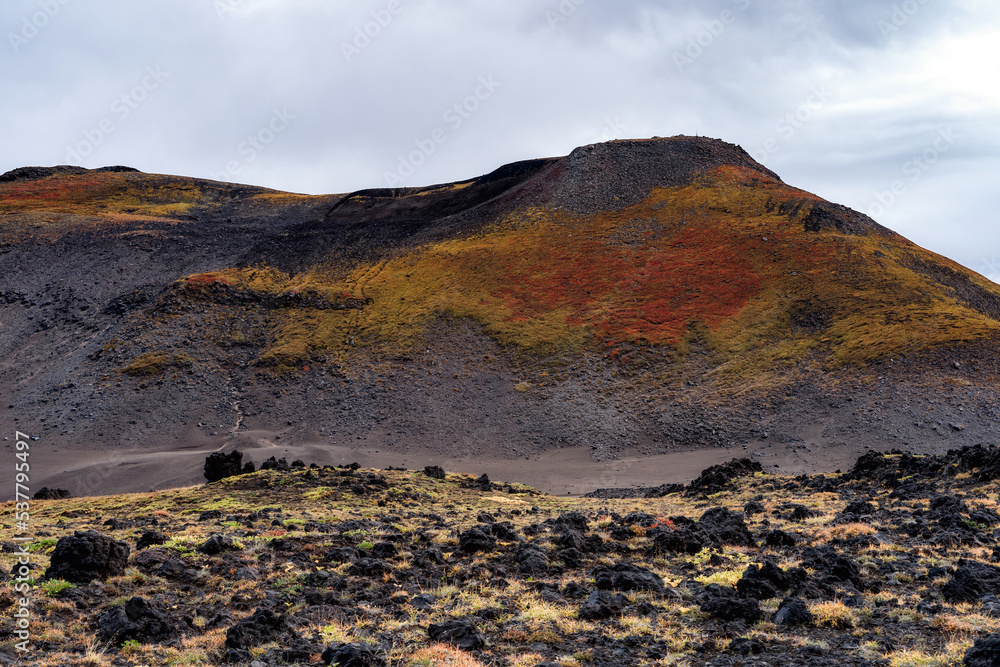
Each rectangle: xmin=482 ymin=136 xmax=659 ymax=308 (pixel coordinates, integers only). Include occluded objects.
xmin=652 ymin=507 xmax=755 ymax=554
xmin=44 ymin=530 xmax=130 ymax=583
xmin=700 ymin=595 xmax=762 ymax=624
xmin=322 ymin=642 xmax=382 ymax=667
xmin=578 ymin=590 xmax=628 ymax=620
xmin=33 ymin=487 xmax=71 ymax=500
xmin=944 ymin=559 xmax=1000 ymax=603
xmin=459 ymin=528 xmax=496 ymax=554
xmin=261 ymin=456 xmax=291 ymax=471
xmin=516 ymin=544 xmax=549 ymax=575
xmin=199 ymin=534 xmax=238 ymax=555
xmin=773 ymin=598 xmax=813 ymax=627
xmin=488 ymin=521 xmax=519 ymax=542
xmin=730 ymin=637 xmax=765 ymax=655
xmin=698 ymin=507 xmax=755 ymax=547
xmin=800 ymin=546 xmax=872 ymax=591
xmin=737 ymin=560 xmax=792 ymax=600
xmin=686 ymin=458 xmax=762 ymax=496
xmin=410 ymin=593 xmax=436 ymax=611
xmin=965 ymin=632 xmax=1000 ymax=667
xmin=764 ymin=529 xmax=798 ymax=547
xmin=594 ymin=563 xmax=665 ymax=593
xmin=97 ymin=596 xmax=184 ymax=645
xmin=348 ymin=558 xmax=393 ymax=577
xmin=136 ymin=531 xmax=167 ymax=550
xmin=423 ymin=466 xmax=446 ymax=480
xmin=225 ymin=608 xmax=292 ymax=650
xmin=427 ymin=618 xmax=485 ymax=650
xmin=551 ymin=511 xmax=590 ymax=532
xmin=475 ymin=473 xmax=491 ymax=491
xmin=204 ymin=451 xmax=244 ymax=483
xmin=784 ymin=504 xmax=818 ymax=521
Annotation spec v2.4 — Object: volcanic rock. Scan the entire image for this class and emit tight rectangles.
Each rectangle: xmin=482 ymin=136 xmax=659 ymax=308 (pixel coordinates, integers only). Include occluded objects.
xmin=427 ymin=618 xmax=485 ymax=650
xmin=44 ymin=530 xmax=130 ymax=583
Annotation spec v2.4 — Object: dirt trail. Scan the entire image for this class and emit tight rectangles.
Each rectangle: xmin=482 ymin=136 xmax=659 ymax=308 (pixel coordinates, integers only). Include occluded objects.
xmin=7 ymin=425 xmax=874 ymax=498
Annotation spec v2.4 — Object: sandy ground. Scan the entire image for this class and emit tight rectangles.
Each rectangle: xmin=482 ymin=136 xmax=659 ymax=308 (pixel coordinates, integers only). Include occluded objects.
xmin=2 ymin=424 xmax=873 ymax=499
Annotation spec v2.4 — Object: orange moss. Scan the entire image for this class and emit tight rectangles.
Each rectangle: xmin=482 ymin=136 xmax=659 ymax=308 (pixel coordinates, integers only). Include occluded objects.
xmin=0 ymin=172 xmax=204 ymax=223
xmin=184 ymin=272 xmax=233 ymax=287
xmin=160 ymin=164 xmax=1000 ymax=374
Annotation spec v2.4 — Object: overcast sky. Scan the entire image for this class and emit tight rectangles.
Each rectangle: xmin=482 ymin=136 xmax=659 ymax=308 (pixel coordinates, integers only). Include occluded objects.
xmin=2 ymin=0 xmax=998 ymax=281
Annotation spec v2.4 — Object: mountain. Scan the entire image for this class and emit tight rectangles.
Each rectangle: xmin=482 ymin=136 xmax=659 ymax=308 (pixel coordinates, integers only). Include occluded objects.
xmin=2 ymin=136 xmax=999 ymax=495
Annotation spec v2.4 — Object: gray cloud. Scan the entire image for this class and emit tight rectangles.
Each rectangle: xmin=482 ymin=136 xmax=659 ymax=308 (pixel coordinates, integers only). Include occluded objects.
xmin=2 ymin=0 xmax=998 ymax=279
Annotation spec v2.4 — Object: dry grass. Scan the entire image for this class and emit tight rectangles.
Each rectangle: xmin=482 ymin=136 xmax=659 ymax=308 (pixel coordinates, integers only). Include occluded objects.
xmin=810 ymin=600 xmax=855 ymax=628
xmin=408 ymin=644 xmax=489 ymax=666
xmin=885 ymin=640 xmax=974 ymax=667
xmin=7 ymin=464 xmax=1000 ymax=666
xmin=821 ymin=522 xmax=879 ymax=540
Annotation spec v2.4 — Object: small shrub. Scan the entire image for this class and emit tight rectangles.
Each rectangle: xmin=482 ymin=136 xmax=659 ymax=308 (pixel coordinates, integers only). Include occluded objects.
xmin=811 ymin=601 xmax=854 ymax=628
xmin=41 ymin=579 xmax=75 ymax=597
xmin=120 ymin=639 xmax=142 ymax=653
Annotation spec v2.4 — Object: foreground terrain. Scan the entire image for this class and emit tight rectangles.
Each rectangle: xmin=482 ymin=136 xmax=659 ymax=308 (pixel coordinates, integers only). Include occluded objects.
xmin=7 ymin=448 xmax=1000 ymax=666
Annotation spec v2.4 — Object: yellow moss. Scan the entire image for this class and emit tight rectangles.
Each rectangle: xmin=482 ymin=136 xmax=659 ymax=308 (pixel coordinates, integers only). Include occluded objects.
xmin=122 ymin=352 xmax=170 ymax=376
xmin=38 ymin=163 xmax=991 ymax=379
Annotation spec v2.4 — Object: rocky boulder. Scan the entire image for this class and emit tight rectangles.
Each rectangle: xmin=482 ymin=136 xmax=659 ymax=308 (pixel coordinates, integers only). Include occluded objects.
xmin=97 ymin=596 xmax=185 ymax=645
xmin=33 ymin=487 xmax=71 ymax=500
xmin=965 ymin=632 xmax=1000 ymax=667
xmin=578 ymin=590 xmax=628 ymax=620
xmin=204 ymin=451 xmax=245 ymax=483
xmin=652 ymin=507 xmax=754 ymax=554
xmin=423 ymin=466 xmax=446 ymax=480
xmin=685 ymin=458 xmax=762 ymax=496
xmin=458 ymin=527 xmax=496 ymax=554
xmin=737 ymin=560 xmax=794 ymax=600
xmin=594 ymin=563 xmax=665 ymax=593
xmin=427 ymin=618 xmax=485 ymax=650
xmin=44 ymin=530 xmax=130 ymax=583
xmin=225 ymin=608 xmax=293 ymax=652
xmin=322 ymin=642 xmax=383 ymax=667
xmin=773 ymin=598 xmax=813 ymax=627
xmin=943 ymin=560 xmax=1000 ymax=603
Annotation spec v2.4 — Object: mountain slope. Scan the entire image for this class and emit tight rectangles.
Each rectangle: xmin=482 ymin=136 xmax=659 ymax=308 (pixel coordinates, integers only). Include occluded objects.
xmin=1 ymin=137 xmax=999 ymax=495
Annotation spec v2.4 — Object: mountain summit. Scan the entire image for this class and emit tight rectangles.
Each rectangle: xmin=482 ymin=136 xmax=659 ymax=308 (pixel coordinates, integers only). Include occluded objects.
xmin=2 ymin=136 xmax=999 ymax=495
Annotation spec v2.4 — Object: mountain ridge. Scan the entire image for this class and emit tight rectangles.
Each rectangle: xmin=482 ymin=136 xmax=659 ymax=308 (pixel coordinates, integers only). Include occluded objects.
xmin=1 ymin=135 xmax=999 ymax=496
